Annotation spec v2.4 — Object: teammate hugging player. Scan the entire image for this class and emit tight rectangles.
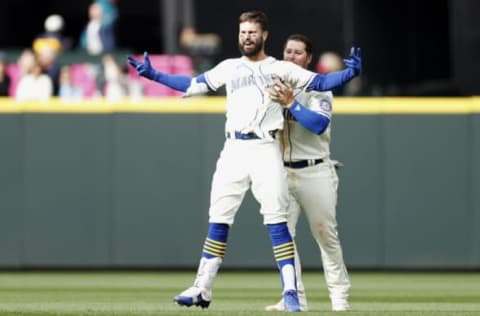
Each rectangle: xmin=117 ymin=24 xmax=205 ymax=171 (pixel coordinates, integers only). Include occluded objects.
xmin=128 ymin=10 xmax=361 ymax=312
xmin=264 ymin=34 xmax=354 ymax=312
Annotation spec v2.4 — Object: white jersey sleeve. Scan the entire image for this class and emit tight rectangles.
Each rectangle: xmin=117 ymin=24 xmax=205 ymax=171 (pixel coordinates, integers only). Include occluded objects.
xmin=203 ymin=59 xmax=236 ymax=91
xmin=265 ymin=60 xmax=316 ymax=91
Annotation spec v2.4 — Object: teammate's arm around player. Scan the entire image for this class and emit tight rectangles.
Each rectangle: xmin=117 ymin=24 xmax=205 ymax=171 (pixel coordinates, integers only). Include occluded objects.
xmin=127 ymin=48 xmax=361 ymax=96
xmin=267 ymin=78 xmax=330 ymax=134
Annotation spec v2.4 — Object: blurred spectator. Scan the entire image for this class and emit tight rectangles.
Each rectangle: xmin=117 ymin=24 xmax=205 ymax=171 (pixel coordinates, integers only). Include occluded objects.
xmin=15 ymin=55 xmax=53 ymax=102
xmin=80 ymin=2 xmax=116 ymax=55
xmin=0 ymin=52 xmax=11 ymax=96
xmin=58 ymin=65 xmax=83 ymax=100
xmin=316 ymin=50 xmax=365 ymax=96
xmin=6 ymin=48 xmax=37 ymax=96
xmin=95 ymin=0 xmax=118 ymax=29
xmin=316 ymin=51 xmax=344 ymax=74
xmin=33 ymin=14 xmax=72 ymax=54
xmin=36 ymin=46 xmax=62 ymax=96
xmin=316 ymin=51 xmax=345 ymax=95
xmin=102 ymin=54 xmax=128 ymax=101
xmin=17 ymin=49 xmax=36 ymax=78
xmin=33 ymin=14 xmax=70 ymax=96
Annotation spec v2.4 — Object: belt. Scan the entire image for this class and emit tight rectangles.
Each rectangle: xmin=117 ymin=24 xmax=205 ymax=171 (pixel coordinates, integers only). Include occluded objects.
xmin=226 ymin=130 xmax=277 ymax=140
xmin=284 ymin=159 xmax=324 ymax=169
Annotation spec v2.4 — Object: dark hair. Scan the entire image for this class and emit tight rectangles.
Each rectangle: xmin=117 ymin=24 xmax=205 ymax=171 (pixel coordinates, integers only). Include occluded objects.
xmin=238 ymin=10 xmax=269 ymax=31
xmin=285 ymin=34 xmax=313 ymax=56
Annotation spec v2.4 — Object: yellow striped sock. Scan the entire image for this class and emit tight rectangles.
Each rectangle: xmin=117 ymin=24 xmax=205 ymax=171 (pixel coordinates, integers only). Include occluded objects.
xmin=273 ymin=241 xmax=295 ymax=262
xmin=202 ymin=237 xmax=227 ymax=258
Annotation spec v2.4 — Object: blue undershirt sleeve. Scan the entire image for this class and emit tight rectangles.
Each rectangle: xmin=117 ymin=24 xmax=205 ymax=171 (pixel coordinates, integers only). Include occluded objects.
xmin=150 ymin=72 xmax=214 ymax=93
xmin=307 ymin=68 xmax=356 ymax=92
xmin=288 ymin=100 xmax=330 ymax=135
xmin=152 ymin=72 xmax=192 ymax=92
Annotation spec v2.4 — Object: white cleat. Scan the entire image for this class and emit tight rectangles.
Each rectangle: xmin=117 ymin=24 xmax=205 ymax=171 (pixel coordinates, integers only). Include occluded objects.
xmin=265 ymin=300 xmax=284 ymax=311
xmin=173 ymin=286 xmax=211 ymax=309
xmin=332 ymin=300 xmax=350 ymax=312
xmin=265 ymin=298 xmax=309 ymax=312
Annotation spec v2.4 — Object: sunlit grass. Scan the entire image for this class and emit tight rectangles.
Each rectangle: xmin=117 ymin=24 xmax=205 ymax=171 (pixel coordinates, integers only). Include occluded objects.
xmin=0 ymin=271 xmax=479 ymax=315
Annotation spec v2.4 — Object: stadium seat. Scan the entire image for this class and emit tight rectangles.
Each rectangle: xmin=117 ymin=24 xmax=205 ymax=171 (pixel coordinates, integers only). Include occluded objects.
xmin=172 ymin=55 xmax=193 ymax=74
xmin=6 ymin=63 xmax=20 ymax=97
xmin=69 ymin=63 xmax=98 ymax=97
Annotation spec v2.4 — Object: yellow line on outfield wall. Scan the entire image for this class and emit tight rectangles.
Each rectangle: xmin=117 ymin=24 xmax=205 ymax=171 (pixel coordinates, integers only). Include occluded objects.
xmin=0 ymin=97 xmax=226 ymax=113
xmin=0 ymin=96 xmax=479 ymax=114
xmin=334 ymin=97 xmax=480 ymax=114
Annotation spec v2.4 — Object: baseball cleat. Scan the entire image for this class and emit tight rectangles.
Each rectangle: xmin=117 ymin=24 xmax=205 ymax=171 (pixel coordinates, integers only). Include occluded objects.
xmin=265 ymin=298 xmax=308 ymax=312
xmin=265 ymin=300 xmax=284 ymax=311
xmin=283 ymin=290 xmax=301 ymax=312
xmin=173 ymin=286 xmax=211 ymax=308
xmin=332 ymin=299 xmax=350 ymax=312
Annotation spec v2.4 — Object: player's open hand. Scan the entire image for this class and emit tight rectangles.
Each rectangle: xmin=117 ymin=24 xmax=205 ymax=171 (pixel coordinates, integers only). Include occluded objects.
xmin=266 ymin=77 xmax=295 ymax=108
xmin=127 ymin=52 xmax=157 ymax=80
xmin=343 ymin=47 xmax=362 ymax=75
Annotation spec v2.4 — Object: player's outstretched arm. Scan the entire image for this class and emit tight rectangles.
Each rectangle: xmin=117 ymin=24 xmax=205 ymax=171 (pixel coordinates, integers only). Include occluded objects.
xmin=307 ymin=47 xmax=361 ymax=92
xmin=127 ymin=52 xmax=212 ymax=95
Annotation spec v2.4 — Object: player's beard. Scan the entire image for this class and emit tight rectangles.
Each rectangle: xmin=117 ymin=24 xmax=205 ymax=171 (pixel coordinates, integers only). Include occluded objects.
xmin=238 ymin=38 xmax=264 ymax=57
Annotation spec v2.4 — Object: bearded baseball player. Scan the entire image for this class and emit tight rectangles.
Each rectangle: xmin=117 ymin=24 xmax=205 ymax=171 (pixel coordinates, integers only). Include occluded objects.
xmin=128 ymin=10 xmax=361 ymax=312
xmin=264 ymin=34 xmax=354 ymax=312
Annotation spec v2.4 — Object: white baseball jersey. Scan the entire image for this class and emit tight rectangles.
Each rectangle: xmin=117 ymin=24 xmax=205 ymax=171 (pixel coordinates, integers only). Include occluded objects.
xmin=205 ymin=56 xmax=317 ymax=225
xmin=282 ymin=90 xmax=333 ymax=162
xmin=204 ymin=56 xmax=316 ymax=139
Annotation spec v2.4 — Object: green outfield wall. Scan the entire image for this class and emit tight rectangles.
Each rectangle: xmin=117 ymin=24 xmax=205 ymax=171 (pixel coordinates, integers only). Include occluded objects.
xmin=1 ymin=97 xmax=479 ymax=269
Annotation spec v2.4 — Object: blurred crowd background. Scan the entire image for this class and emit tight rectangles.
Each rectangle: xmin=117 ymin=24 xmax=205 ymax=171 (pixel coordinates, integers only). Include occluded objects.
xmin=0 ymin=0 xmax=478 ymax=101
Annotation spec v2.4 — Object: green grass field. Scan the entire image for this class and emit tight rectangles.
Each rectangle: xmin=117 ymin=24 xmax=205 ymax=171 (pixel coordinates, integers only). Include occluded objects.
xmin=0 ymin=271 xmax=480 ymax=315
